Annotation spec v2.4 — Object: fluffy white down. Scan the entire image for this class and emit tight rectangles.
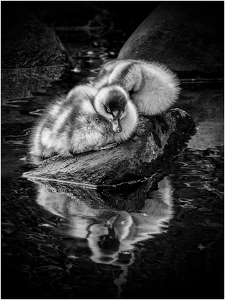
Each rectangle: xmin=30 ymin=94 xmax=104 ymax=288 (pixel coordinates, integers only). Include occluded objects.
xmin=96 ymin=59 xmax=181 ymax=116
xmin=132 ymin=62 xmax=180 ymax=115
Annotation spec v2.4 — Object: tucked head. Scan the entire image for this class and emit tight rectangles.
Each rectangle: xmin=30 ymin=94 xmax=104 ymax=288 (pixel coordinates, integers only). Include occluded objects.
xmin=94 ymin=85 xmax=129 ymax=133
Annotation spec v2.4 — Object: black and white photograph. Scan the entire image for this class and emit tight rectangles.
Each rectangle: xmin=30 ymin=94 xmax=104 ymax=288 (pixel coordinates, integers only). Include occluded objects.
xmin=1 ymin=1 xmax=224 ymax=299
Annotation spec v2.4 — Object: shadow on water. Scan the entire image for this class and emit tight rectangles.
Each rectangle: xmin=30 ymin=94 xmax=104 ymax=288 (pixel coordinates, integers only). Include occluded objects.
xmin=1 ymin=42 xmax=224 ymax=298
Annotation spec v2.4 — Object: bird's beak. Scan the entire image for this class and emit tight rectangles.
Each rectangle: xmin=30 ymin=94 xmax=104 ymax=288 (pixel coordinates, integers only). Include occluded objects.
xmin=112 ymin=118 xmax=122 ymax=133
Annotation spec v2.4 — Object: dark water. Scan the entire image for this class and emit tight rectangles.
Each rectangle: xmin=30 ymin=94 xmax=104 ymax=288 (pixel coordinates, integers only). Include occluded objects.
xmin=1 ymin=44 xmax=224 ymax=299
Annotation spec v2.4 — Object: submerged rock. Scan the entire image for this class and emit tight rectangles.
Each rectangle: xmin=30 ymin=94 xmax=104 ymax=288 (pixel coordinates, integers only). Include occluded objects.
xmin=23 ymin=108 xmax=196 ymax=188
xmin=118 ymin=2 xmax=223 ymax=76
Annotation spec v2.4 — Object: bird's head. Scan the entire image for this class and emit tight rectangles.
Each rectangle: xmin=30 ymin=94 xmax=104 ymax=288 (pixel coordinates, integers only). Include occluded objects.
xmin=94 ymin=85 xmax=130 ymax=133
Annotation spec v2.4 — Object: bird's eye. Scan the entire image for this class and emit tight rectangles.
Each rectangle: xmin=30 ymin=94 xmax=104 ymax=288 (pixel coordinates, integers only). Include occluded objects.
xmin=106 ymin=106 xmax=111 ymax=114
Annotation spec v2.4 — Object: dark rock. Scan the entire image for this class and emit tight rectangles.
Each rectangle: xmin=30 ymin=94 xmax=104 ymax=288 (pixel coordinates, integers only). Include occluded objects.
xmin=118 ymin=2 xmax=223 ymax=76
xmin=2 ymin=10 xmax=68 ymax=69
xmin=23 ymin=108 xmax=196 ymax=188
xmin=2 ymin=10 xmax=69 ymax=99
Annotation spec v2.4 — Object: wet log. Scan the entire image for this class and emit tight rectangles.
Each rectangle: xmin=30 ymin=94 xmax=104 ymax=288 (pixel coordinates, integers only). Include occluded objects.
xmin=22 ymin=108 xmax=196 ymax=188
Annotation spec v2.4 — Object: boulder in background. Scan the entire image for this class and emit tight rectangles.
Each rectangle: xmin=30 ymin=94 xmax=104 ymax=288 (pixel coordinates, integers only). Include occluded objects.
xmin=118 ymin=2 xmax=223 ymax=77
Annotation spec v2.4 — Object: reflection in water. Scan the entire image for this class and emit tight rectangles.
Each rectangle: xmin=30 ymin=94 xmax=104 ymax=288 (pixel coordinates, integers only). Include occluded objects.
xmin=35 ymin=177 xmax=173 ymax=297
